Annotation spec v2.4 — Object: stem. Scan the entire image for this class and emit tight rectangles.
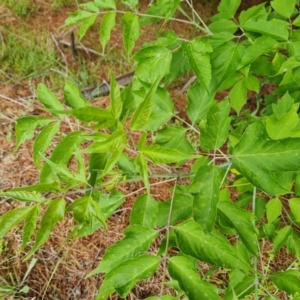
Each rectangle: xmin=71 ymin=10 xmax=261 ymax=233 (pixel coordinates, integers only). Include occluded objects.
xmin=160 ymin=176 xmax=178 ymax=297
xmin=102 ymin=10 xmax=199 ymax=27
xmin=184 ymin=0 xmax=212 ymax=35
xmin=252 ymin=186 xmax=259 ymax=300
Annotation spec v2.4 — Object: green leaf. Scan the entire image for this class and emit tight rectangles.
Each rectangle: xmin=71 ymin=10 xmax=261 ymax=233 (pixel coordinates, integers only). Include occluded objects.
xmin=36 ymin=84 xmax=65 ymax=118
xmin=134 ymin=46 xmax=172 ymax=84
xmin=229 ymin=79 xmax=247 ymax=114
xmin=94 ymin=0 xmax=116 ymax=9
xmin=106 ymin=255 xmax=160 ymax=297
xmin=266 ymin=105 xmax=299 ymax=139
xmin=102 ymin=148 xmax=124 ymax=176
xmin=33 ymin=122 xmax=60 ymax=169
xmin=200 ymin=100 xmax=231 ymax=151
xmin=64 ymin=81 xmax=88 ymax=108
xmin=142 ymin=144 xmax=198 ymax=164
xmin=217 ymin=0 xmax=241 ymax=18
xmin=100 ymin=12 xmax=116 ymax=52
xmin=289 ymin=198 xmax=300 ymax=222
xmin=245 ymin=75 xmax=260 ymax=93
xmin=182 ymin=38 xmax=212 ymax=92
xmin=142 ymin=87 xmax=174 ymax=131
xmin=277 ymin=57 xmax=300 ymax=74
xmin=271 ymin=0 xmax=296 ymax=18
xmin=67 ymin=195 xmax=106 ymax=227
xmin=238 ymin=37 xmax=278 ymax=68
xmin=145 ymin=296 xmax=177 ymax=300
xmin=65 ymin=10 xmax=96 ymax=26
xmin=239 ymin=3 xmax=266 ymax=25
xmin=130 ymin=78 xmax=160 ymax=130
xmin=266 ymin=198 xmax=282 ymax=223
xmin=122 ymin=12 xmax=140 ymax=59
xmin=79 ymin=2 xmax=99 ymax=12
xmin=109 ymin=71 xmax=123 ymax=119
xmin=190 ymin=165 xmax=220 ymax=232
xmin=174 ymin=220 xmax=249 ymax=272
xmin=168 ymin=256 xmax=221 ymax=300
xmin=99 ymin=191 xmax=125 ymax=219
xmin=95 ymin=278 xmax=115 ymax=300
xmin=21 ymin=205 xmax=41 ymax=251
xmin=273 ymin=226 xmax=293 ymax=253
xmin=23 ymin=198 xmax=65 ymax=261
xmin=271 ymin=270 xmax=300 ymax=295
xmin=242 ymin=19 xmax=289 ymax=41
xmin=141 ymin=0 xmax=180 ymax=24
xmin=0 ymin=206 xmax=33 ymax=238
xmin=42 ymin=155 xmax=86 ymax=189
xmin=211 ymin=42 xmax=245 ymax=87
xmin=155 ymin=187 xmax=193 ymax=227
xmin=209 ymin=19 xmax=238 ymax=34
xmin=122 ymin=0 xmax=138 ymax=9
xmin=136 ymin=153 xmax=150 ymax=193
xmin=14 ymin=116 xmax=52 ymax=151
xmin=186 ymin=82 xmax=215 ymax=124
xmin=130 ymin=194 xmax=158 ymax=229
xmin=79 ymin=14 xmax=98 ymax=40
xmin=88 ymin=225 xmax=157 ymax=275
xmin=83 ymin=131 xmax=126 ymax=153
xmin=155 ymin=126 xmax=193 ymax=157
xmin=40 ymin=132 xmax=84 ymax=183
xmin=7 ymin=182 xmax=61 ymax=193
xmin=272 ymin=92 xmax=294 ymax=119
xmin=66 ymin=106 xmax=116 ymax=128
xmin=232 ymin=121 xmax=300 ymax=195
xmin=0 ymin=190 xmax=43 ymax=203
xmin=165 ymin=47 xmax=190 ymax=85
xmin=217 ymin=201 xmax=258 ymax=256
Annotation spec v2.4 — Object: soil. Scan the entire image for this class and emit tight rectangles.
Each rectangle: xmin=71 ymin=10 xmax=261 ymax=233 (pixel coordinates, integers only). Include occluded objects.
xmin=0 ymin=1 xmax=295 ymax=300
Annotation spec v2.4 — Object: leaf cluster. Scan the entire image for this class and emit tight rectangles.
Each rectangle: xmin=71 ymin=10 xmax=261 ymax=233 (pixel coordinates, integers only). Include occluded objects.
xmin=2 ymin=0 xmax=300 ymax=299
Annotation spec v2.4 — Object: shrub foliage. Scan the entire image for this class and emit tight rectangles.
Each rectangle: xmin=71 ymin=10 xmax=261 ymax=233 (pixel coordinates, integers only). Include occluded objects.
xmin=2 ymin=0 xmax=300 ymax=299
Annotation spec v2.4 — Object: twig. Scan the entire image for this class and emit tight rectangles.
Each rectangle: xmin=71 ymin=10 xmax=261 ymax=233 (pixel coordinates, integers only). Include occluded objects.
xmin=0 ymin=93 xmax=29 ymax=109
xmin=50 ymin=33 xmax=68 ymax=67
xmin=181 ymin=75 xmax=197 ymax=93
xmin=59 ymin=39 xmax=104 ymax=57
